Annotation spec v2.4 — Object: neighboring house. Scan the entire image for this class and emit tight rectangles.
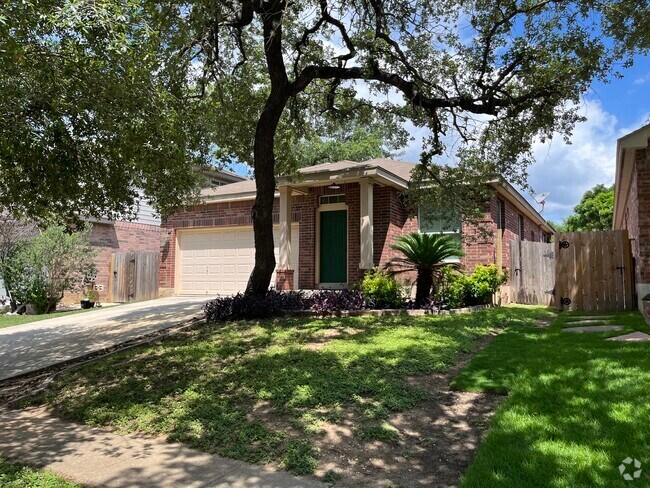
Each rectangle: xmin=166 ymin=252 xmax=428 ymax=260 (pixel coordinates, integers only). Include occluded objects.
xmin=201 ymin=167 xmax=249 ymax=188
xmin=159 ymin=159 xmax=553 ymax=296
xmin=65 ymin=168 xmax=246 ymax=304
xmin=613 ymin=123 xmax=650 ymax=311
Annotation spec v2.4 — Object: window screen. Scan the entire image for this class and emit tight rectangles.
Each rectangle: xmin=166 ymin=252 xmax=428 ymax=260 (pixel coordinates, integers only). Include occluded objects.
xmin=419 ymin=213 xmax=462 ymax=234
xmin=418 ymin=207 xmax=462 ymax=262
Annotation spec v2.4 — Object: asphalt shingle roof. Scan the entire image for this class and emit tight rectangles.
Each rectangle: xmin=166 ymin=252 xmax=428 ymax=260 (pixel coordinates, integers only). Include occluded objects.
xmin=201 ymin=159 xmax=418 ymax=199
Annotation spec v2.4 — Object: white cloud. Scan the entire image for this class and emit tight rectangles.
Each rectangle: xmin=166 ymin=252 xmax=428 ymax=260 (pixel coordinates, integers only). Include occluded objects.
xmin=633 ymin=72 xmax=650 ymax=85
xmin=527 ymin=99 xmax=619 ymax=222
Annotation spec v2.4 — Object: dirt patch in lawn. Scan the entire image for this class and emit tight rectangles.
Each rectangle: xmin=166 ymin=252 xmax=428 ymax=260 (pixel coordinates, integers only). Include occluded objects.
xmin=304 ymin=327 xmax=366 ymax=351
xmin=302 ymin=334 xmax=503 ymax=487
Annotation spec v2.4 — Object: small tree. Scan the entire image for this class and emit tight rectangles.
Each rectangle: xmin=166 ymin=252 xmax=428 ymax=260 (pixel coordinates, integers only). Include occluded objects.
xmin=0 ymin=210 xmax=37 ymax=310
xmin=387 ymin=233 xmax=463 ymax=307
xmin=2 ymin=225 xmax=97 ymax=314
xmin=565 ymin=184 xmax=615 ymax=231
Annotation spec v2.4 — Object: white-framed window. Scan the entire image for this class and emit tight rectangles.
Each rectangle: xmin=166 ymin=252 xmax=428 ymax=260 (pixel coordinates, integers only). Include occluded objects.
xmin=319 ymin=194 xmax=345 ymax=205
xmin=418 ymin=207 xmax=462 ymax=262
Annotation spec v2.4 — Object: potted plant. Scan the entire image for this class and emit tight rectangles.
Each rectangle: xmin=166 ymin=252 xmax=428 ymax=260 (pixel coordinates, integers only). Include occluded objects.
xmin=81 ymin=289 xmax=99 ymax=309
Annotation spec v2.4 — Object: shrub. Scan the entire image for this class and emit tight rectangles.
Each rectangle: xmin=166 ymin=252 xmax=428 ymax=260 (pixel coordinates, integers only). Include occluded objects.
xmin=1 ymin=225 xmax=97 ymax=314
xmin=466 ymin=264 xmax=508 ymax=305
xmin=204 ymin=289 xmax=370 ymax=323
xmin=275 ymin=290 xmax=310 ymax=311
xmin=310 ymin=289 xmax=366 ymax=314
xmin=435 ymin=264 xmax=507 ymax=308
xmin=360 ymin=268 xmax=405 ymax=309
xmin=203 ymin=290 xmax=308 ymax=322
xmin=435 ymin=266 xmax=470 ymax=309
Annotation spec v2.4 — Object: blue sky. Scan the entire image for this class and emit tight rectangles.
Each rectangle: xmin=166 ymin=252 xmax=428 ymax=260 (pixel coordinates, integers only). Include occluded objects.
xmin=229 ymin=54 xmax=649 ymax=224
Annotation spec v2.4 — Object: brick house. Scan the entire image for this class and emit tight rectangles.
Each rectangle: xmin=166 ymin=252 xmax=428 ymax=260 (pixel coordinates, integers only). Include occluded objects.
xmin=160 ymin=159 xmax=553 ymax=296
xmin=613 ymin=123 xmax=650 ymax=312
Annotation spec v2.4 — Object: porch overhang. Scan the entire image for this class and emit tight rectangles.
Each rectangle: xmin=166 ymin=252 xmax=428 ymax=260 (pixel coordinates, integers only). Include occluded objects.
xmin=276 ymin=164 xmax=409 ymax=191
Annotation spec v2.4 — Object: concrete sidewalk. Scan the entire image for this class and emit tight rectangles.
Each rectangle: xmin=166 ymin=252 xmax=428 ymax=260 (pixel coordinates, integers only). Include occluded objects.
xmin=0 ymin=296 xmax=208 ymax=381
xmin=0 ymin=408 xmax=325 ymax=488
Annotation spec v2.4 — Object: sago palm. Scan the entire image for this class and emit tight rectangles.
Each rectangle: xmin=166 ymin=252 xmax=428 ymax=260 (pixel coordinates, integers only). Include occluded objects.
xmin=388 ymin=232 xmax=463 ymax=307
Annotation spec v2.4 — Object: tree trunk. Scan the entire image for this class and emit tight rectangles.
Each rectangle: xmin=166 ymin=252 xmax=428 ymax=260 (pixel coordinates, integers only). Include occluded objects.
xmin=246 ymin=1 xmax=291 ymax=295
xmin=246 ymin=92 xmax=288 ymax=295
xmin=415 ymin=268 xmax=433 ymax=307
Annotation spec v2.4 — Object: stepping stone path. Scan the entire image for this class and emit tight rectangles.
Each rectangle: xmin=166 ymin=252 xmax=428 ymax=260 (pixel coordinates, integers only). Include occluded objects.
xmin=563 ymin=325 xmax=624 ymax=333
xmin=564 ymin=319 xmax=615 ymax=325
xmin=565 ymin=316 xmax=616 ymax=321
xmin=607 ymin=332 xmax=650 ymax=342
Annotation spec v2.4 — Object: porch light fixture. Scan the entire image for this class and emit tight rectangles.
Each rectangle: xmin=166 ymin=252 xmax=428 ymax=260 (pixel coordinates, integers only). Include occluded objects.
xmin=327 ymin=183 xmax=341 ymax=190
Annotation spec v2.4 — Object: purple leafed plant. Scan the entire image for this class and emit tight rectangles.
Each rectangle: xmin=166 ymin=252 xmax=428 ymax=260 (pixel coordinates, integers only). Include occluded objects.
xmin=310 ymin=289 xmax=367 ymax=314
xmin=203 ymin=290 xmax=309 ymax=322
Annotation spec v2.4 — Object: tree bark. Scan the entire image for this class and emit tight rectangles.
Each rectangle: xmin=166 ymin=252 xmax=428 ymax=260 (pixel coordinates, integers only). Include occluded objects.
xmin=246 ymin=93 xmax=287 ymax=295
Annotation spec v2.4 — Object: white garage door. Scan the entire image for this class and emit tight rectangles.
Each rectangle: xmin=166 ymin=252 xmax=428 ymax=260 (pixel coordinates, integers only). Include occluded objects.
xmin=178 ymin=225 xmax=299 ymax=295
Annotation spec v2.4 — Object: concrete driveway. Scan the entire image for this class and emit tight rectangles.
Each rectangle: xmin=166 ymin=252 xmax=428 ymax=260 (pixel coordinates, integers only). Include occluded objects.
xmin=0 ymin=296 xmax=208 ymax=381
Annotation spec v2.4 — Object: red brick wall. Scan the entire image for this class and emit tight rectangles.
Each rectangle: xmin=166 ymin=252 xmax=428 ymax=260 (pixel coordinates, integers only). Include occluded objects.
xmin=373 ymin=186 xmax=418 ymax=267
xmin=622 ymin=162 xmax=640 ymax=283
xmin=64 ymin=221 xmax=160 ymax=303
xmin=461 ymin=196 xmax=547 ymax=279
xmin=618 ymin=141 xmax=650 ymax=311
xmin=462 ymin=199 xmax=498 ymax=272
xmin=619 ymin=143 xmax=650 ymax=297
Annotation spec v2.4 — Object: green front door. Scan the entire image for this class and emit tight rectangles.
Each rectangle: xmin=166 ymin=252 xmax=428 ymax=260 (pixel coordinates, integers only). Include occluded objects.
xmin=320 ymin=210 xmax=347 ymax=283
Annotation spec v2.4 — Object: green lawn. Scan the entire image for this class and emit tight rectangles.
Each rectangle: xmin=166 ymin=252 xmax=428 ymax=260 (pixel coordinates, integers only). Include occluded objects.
xmin=0 ymin=308 xmax=95 ymax=329
xmin=453 ymin=310 xmax=650 ymax=488
xmin=0 ymin=459 xmax=81 ymax=487
xmin=30 ymin=306 xmax=553 ymax=477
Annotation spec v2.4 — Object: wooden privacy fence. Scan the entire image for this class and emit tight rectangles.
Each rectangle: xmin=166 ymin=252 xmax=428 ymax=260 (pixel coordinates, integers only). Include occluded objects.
xmin=509 ymin=230 xmax=635 ymax=311
xmin=554 ymin=230 xmax=634 ymax=312
xmin=509 ymin=240 xmax=555 ymax=306
xmin=109 ymin=252 xmax=160 ymax=303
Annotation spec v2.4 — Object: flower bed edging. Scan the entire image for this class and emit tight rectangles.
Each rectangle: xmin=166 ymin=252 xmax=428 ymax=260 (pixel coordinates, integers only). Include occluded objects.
xmin=285 ymin=304 xmax=494 ymax=318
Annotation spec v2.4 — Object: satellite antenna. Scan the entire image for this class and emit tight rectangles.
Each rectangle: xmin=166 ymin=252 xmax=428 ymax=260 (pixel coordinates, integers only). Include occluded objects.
xmin=533 ymin=192 xmax=549 ymax=213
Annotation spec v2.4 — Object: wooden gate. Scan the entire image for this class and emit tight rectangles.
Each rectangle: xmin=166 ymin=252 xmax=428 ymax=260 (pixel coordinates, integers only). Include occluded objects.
xmin=509 ymin=240 xmax=555 ymax=306
xmin=109 ymin=252 xmax=160 ymax=303
xmin=555 ymin=230 xmax=634 ymax=311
